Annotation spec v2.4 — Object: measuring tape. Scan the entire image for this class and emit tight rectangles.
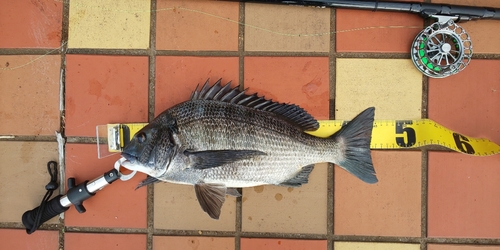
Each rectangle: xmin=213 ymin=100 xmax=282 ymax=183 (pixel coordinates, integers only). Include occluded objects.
xmin=104 ymin=120 xmax=500 ymax=156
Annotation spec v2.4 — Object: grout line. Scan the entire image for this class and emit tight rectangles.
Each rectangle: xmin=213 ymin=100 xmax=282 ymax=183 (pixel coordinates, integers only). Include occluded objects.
xmin=420 ymin=9 xmax=431 ymax=250
xmin=0 ymin=48 xmax=62 ymax=55
xmin=59 ymin=0 xmax=71 ymax=249
xmin=65 ymin=137 xmax=99 ymax=144
xmin=472 ymin=54 xmax=500 ymax=60
xmin=241 ymin=232 xmax=327 ymax=239
xmin=2 ymin=48 xmax=500 ymax=59
xmin=147 ymin=1 xmax=157 ymax=249
xmin=420 ymin=78 xmax=429 ymax=250
xmin=64 ymin=227 xmax=148 ymax=234
xmin=152 ymin=229 xmax=238 ymax=237
xmin=65 ymin=48 xmax=150 ymax=55
xmin=421 ymin=150 xmax=429 ymax=250
xmin=155 ymin=50 xmax=240 ymax=57
xmin=328 ymin=7 xmax=336 ymax=250
xmin=0 ymin=136 xmax=59 ymax=141
xmin=235 ymin=2 xmax=246 ymax=250
xmin=421 ymin=75 xmax=429 ymax=119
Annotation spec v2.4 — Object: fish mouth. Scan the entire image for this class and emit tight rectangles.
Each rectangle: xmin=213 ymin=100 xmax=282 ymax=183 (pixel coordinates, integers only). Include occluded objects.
xmin=121 ymin=152 xmax=138 ymax=163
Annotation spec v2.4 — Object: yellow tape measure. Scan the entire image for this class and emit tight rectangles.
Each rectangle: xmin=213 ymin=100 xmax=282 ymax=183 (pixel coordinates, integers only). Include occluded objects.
xmin=107 ymin=120 xmax=500 ymax=156
xmin=307 ymin=119 xmax=499 ymax=156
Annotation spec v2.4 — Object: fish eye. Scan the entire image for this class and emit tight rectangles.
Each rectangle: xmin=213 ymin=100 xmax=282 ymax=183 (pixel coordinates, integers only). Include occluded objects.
xmin=137 ymin=132 xmax=147 ymax=143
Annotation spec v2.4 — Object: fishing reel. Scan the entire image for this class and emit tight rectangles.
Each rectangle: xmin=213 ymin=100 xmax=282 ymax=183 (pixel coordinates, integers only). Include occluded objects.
xmin=411 ymin=16 xmax=473 ymax=78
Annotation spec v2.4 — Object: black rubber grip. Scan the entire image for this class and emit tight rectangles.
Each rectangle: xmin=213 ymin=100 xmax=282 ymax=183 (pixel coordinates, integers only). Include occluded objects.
xmin=22 ymin=194 xmax=69 ymax=234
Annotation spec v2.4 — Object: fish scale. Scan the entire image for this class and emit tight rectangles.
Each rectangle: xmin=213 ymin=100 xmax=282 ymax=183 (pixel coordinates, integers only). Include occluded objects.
xmin=121 ymin=80 xmax=377 ymax=219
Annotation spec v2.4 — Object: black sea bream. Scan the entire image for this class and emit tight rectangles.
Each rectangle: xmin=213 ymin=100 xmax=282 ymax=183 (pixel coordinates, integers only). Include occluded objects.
xmin=121 ymin=80 xmax=377 ymax=219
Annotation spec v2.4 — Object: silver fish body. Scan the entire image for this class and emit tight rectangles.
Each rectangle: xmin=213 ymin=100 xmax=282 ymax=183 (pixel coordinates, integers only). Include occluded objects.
xmin=122 ymin=80 xmax=377 ymax=219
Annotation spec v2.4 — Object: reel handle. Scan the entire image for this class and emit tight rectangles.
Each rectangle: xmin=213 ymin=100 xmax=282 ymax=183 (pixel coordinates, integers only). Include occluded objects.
xmin=22 ymin=195 xmax=69 ymax=234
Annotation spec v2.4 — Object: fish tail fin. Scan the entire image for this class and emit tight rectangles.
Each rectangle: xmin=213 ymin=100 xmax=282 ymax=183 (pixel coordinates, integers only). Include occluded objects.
xmin=331 ymin=107 xmax=377 ymax=184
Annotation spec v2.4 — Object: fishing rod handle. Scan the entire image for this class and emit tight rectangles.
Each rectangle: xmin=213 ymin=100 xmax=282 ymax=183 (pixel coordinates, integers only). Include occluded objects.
xmin=22 ymin=195 xmax=69 ymax=234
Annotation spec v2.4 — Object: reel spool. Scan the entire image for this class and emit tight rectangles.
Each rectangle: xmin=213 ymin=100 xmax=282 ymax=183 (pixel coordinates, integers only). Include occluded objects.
xmin=411 ymin=17 xmax=473 ymax=78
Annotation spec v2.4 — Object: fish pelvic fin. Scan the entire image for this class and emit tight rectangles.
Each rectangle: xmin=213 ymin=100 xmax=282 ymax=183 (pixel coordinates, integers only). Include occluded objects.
xmin=135 ymin=175 xmax=161 ymax=190
xmin=194 ymin=182 xmax=227 ymax=220
xmin=333 ymin=107 xmax=378 ymax=184
xmin=279 ymin=164 xmax=314 ymax=187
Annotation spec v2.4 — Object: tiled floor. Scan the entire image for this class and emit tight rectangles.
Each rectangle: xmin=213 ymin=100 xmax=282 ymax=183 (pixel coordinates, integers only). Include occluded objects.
xmin=0 ymin=0 xmax=499 ymax=249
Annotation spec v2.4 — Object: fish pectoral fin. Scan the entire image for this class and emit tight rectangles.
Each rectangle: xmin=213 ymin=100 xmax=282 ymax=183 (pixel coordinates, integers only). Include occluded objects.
xmin=194 ymin=182 xmax=227 ymax=220
xmin=135 ymin=175 xmax=161 ymax=190
xmin=226 ymin=188 xmax=241 ymax=197
xmin=185 ymin=149 xmax=266 ymax=169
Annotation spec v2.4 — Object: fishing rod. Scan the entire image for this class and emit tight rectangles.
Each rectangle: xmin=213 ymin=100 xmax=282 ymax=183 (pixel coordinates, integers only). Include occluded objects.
xmin=231 ymin=0 xmax=500 ymax=78
xmin=22 ymin=159 xmax=136 ymax=234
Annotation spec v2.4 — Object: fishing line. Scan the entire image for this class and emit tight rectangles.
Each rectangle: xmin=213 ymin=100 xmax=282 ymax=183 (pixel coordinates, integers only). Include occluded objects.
xmin=0 ymin=42 xmax=67 ymax=71
xmin=2 ymin=3 xmax=419 ymax=70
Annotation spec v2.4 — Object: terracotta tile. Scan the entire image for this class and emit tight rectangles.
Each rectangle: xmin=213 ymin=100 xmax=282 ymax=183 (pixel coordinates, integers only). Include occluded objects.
xmin=244 ymin=57 xmax=330 ymax=119
xmin=154 ymin=182 xmax=237 ymax=231
xmin=0 ymin=142 xmax=59 ymax=224
xmin=0 ymin=229 xmax=59 ymax=250
xmin=245 ymin=3 xmax=330 ymax=52
xmin=156 ymin=0 xmax=239 ymax=51
xmin=428 ymin=245 xmax=500 ymax=250
xmin=65 ymin=144 xmax=147 ymax=228
xmin=241 ymin=238 xmax=327 ymax=250
xmin=334 ymin=151 xmax=421 ymax=237
xmin=336 ymin=5 xmax=423 ymax=52
xmin=65 ymin=55 xmax=148 ymax=137
xmin=334 ymin=242 xmax=420 ymax=250
xmin=428 ymin=152 xmax=500 ymax=238
xmin=153 ymin=236 xmax=234 ymax=250
xmin=241 ymin=57 xmax=329 ymax=234
xmin=155 ymin=56 xmax=239 ymax=116
xmin=428 ymin=60 xmax=500 ymax=145
xmin=68 ymin=0 xmax=150 ymax=49
xmin=0 ymin=55 xmax=60 ymax=136
xmin=241 ymin=163 xmax=328 ymax=234
xmin=65 ymin=232 xmax=147 ymax=250
xmin=335 ymin=58 xmax=422 ymax=120
xmin=431 ymin=0 xmax=500 ymax=53
xmin=0 ymin=0 xmax=62 ymax=48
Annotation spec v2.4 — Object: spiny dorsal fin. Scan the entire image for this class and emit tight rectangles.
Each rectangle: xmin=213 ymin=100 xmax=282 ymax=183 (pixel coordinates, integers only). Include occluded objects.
xmin=191 ymin=79 xmax=319 ymax=131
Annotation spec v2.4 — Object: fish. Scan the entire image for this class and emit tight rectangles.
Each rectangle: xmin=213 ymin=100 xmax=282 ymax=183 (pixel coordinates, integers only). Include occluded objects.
xmin=121 ymin=79 xmax=377 ymax=219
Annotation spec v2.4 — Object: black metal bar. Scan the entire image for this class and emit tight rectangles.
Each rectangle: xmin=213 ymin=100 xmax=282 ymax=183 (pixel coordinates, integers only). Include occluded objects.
xmin=234 ymin=0 xmax=500 ymax=21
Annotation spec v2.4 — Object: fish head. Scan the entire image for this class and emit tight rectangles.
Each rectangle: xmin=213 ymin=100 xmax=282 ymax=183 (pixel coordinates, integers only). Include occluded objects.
xmin=121 ymin=122 xmax=177 ymax=178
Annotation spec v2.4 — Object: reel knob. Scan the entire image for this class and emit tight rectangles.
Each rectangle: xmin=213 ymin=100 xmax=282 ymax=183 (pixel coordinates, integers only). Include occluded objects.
xmin=411 ymin=18 xmax=473 ymax=78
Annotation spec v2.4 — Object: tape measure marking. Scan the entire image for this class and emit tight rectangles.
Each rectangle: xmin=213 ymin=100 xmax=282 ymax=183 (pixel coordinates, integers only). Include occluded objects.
xmin=307 ymin=119 xmax=499 ymax=156
xmin=106 ymin=120 xmax=500 ymax=156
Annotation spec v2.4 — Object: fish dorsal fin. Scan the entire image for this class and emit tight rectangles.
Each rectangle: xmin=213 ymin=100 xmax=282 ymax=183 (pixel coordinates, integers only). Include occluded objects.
xmin=191 ymin=79 xmax=319 ymax=131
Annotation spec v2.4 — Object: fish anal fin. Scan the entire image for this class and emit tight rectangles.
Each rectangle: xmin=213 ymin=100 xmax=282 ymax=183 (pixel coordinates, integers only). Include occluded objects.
xmin=279 ymin=164 xmax=315 ymax=187
xmin=194 ymin=182 xmax=226 ymax=220
xmin=185 ymin=149 xmax=266 ymax=169
xmin=226 ymin=188 xmax=241 ymax=197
